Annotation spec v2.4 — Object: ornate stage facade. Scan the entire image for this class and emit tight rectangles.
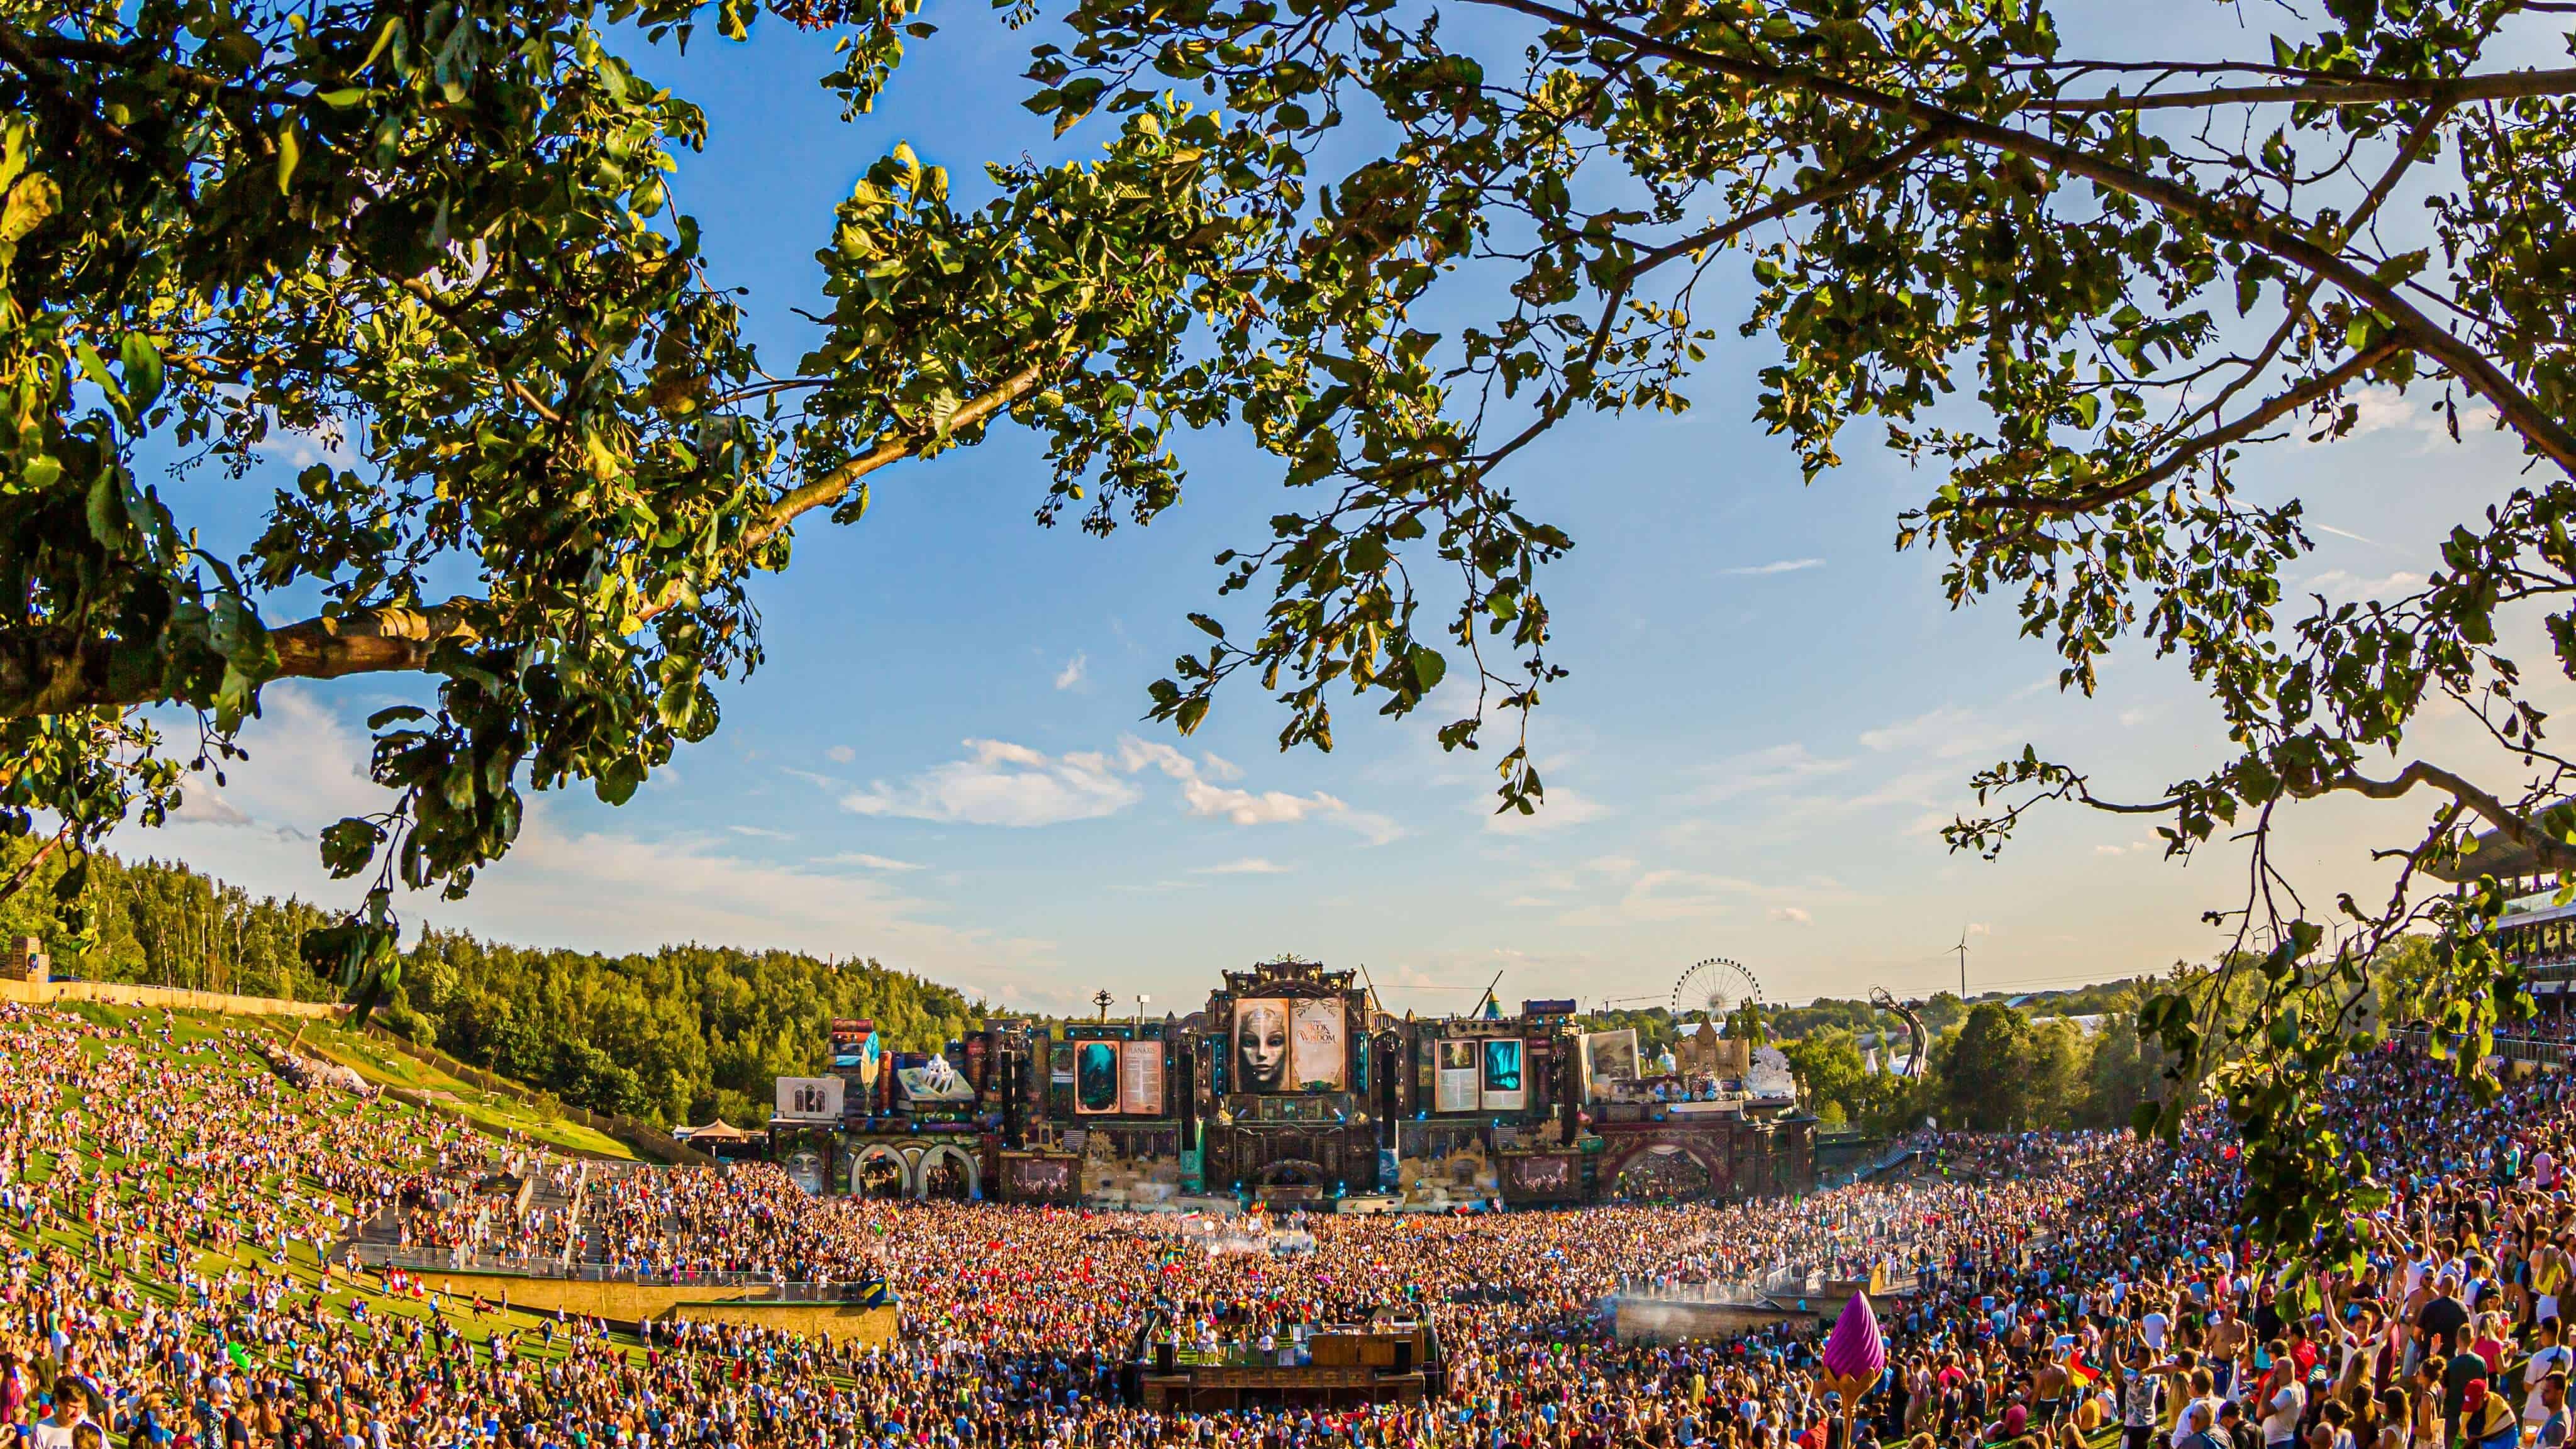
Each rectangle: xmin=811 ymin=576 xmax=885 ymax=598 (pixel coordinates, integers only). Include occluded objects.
xmin=770 ymin=958 xmax=1814 ymax=1208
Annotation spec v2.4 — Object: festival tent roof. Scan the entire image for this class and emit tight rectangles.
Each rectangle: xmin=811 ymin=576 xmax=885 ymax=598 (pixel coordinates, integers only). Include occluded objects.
xmin=682 ymin=1120 xmax=757 ymax=1141
xmin=2422 ymin=813 xmax=2575 ymax=884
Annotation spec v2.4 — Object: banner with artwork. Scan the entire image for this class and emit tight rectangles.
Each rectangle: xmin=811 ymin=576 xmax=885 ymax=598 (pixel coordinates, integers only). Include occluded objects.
xmin=898 ymin=1054 xmax=978 ymax=1104
xmin=1118 ymin=1040 xmax=1165 ymax=1116
xmin=829 ymin=1019 xmax=880 ymax=1087
xmin=1074 ymin=1040 xmax=1120 ymax=1114
xmin=1481 ymin=1038 xmax=1526 ymax=1111
xmin=774 ymin=1075 xmax=843 ymax=1122
xmin=1233 ymin=997 xmax=1348 ymax=1092
xmin=1579 ymin=1029 xmax=1641 ymax=1101
xmin=1434 ymin=1039 xmax=1480 ymax=1113
xmin=1291 ymin=998 xmax=1346 ymax=1090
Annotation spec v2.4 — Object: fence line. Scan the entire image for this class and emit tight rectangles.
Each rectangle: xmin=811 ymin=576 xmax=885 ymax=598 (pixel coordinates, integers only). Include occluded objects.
xmin=0 ymin=978 xmax=338 ymax=1018
xmin=344 ymin=1243 xmax=883 ymax=1301
xmin=2396 ymin=1025 xmax=2572 ymax=1070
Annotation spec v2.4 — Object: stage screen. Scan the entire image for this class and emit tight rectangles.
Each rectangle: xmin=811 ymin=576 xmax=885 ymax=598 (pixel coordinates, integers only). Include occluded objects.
xmin=1580 ymin=1029 xmax=1640 ymax=1101
xmin=1006 ymin=1155 xmax=1075 ymax=1197
xmin=1233 ymin=997 xmax=1348 ymax=1092
xmin=1510 ymin=1153 xmax=1574 ymax=1194
xmin=1118 ymin=1040 xmax=1165 ymax=1115
xmin=1434 ymin=1039 xmax=1480 ymax=1113
xmin=1482 ymin=1038 xmax=1526 ymax=1111
xmin=774 ymin=1075 xmax=844 ymax=1122
xmin=1074 ymin=1040 xmax=1119 ymax=1114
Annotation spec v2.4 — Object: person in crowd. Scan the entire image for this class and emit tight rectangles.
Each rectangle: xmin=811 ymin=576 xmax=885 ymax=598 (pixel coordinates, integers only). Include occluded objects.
xmin=5 ymin=1002 xmax=2576 ymax=1449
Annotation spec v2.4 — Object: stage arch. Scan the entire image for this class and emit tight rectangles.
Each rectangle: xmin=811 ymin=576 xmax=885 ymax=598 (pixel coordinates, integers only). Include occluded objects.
xmin=918 ymin=1143 xmax=980 ymax=1201
xmin=850 ymin=1145 xmax=911 ymax=1199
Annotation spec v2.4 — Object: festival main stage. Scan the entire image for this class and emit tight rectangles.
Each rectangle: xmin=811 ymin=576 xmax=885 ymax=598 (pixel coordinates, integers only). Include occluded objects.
xmin=767 ymin=957 xmax=1816 ymax=1208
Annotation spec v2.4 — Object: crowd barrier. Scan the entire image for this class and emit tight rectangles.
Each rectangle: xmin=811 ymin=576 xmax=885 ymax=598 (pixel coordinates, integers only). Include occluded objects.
xmin=2396 ymin=1024 xmax=2573 ymax=1069
xmin=348 ymin=1244 xmax=887 ymax=1302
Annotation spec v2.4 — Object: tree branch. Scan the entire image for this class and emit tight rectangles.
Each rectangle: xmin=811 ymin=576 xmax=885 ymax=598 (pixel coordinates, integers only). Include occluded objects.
xmin=1960 ymin=338 xmax=2402 ymax=518
xmin=2325 ymin=760 xmax=2576 ymax=874
xmin=1475 ymin=131 xmax=1945 ymax=475
xmin=0 ymin=355 xmax=1065 ymax=717
xmin=1464 ymin=0 xmax=2576 ymax=480
xmin=744 ymin=353 xmax=1056 ymax=553
xmin=2020 ymin=67 xmax=2576 ymax=114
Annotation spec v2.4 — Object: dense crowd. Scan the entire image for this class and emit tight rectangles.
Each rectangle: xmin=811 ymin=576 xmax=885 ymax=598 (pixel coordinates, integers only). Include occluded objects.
xmin=1 ymin=1002 xmax=2572 ymax=1449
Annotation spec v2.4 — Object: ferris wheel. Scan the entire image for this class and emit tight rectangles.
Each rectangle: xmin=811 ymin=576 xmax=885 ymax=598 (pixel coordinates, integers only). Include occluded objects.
xmin=1669 ymin=957 xmax=1763 ymax=1025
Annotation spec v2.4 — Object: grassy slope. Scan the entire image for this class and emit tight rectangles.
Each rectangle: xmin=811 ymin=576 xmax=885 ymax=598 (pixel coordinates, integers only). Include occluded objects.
xmin=14 ymin=1008 xmax=595 ymax=1358
xmin=275 ymin=1017 xmax=638 ymax=1161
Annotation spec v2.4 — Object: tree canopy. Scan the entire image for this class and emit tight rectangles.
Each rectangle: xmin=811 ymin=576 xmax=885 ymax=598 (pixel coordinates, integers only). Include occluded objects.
xmin=9 ymin=0 xmax=2576 ymax=1251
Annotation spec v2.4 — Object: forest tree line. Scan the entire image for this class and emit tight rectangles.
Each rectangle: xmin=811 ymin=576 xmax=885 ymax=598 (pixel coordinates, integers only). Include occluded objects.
xmin=0 ymin=839 xmax=990 ymax=1127
xmin=1770 ymin=938 xmax=2463 ymax=1136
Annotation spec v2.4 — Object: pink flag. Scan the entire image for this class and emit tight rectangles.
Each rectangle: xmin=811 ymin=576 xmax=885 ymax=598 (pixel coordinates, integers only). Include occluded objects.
xmin=1821 ymin=1292 xmax=1885 ymax=1382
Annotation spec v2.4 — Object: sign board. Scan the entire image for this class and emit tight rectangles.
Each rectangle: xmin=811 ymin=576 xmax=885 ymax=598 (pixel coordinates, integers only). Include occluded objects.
xmin=775 ymin=1075 xmax=844 ymax=1122
xmin=1579 ymin=1029 xmax=1640 ymax=1101
xmin=1434 ymin=1039 xmax=1480 ymax=1113
xmin=1118 ymin=1040 xmax=1165 ymax=1116
xmin=1480 ymin=1038 xmax=1526 ymax=1111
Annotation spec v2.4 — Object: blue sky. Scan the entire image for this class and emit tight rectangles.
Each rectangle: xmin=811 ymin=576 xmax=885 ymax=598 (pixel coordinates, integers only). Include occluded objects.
xmin=137 ymin=3 xmax=2562 ymax=1014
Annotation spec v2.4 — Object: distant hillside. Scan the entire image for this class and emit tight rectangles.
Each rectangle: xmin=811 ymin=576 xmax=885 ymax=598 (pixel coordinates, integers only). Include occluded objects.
xmin=1574 ymin=975 xmax=2160 ymax=1058
xmin=0 ymin=838 xmax=993 ymax=1128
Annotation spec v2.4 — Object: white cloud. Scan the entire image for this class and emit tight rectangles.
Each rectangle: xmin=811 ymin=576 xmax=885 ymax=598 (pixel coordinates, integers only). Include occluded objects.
xmin=727 ymin=824 xmax=792 ymax=840
xmin=826 ymin=745 xmax=855 ymax=765
xmin=1193 ymin=857 xmax=1291 ymax=875
xmin=840 ymin=735 xmax=1399 ymax=841
xmin=2304 ymin=569 xmax=2424 ymax=603
xmin=1620 ymin=869 xmax=1767 ymax=921
xmin=1721 ymin=558 xmax=1825 ymax=577
xmin=823 ymin=852 xmax=924 ymax=872
xmin=171 ymin=783 xmax=252 ymax=828
xmin=1699 ymin=743 xmax=1852 ymax=802
xmin=1118 ymin=738 xmax=1401 ymax=843
xmin=252 ymin=418 xmax=364 ymax=472
xmin=1769 ymin=905 xmax=1813 ymax=924
xmin=843 ymin=739 xmax=1143 ymax=827
xmin=128 ymin=687 xmax=1077 ymax=1008
xmin=1581 ymin=855 xmax=1639 ymax=875
xmin=1053 ymin=653 xmax=1089 ymax=691
xmin=1858 ymin=706 xmax=1996 ymax=759
xmin=2333 ymin=388 xmax=2494 ymax=448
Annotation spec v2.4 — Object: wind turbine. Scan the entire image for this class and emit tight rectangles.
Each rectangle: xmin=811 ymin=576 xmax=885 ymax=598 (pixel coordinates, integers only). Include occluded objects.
xmin=1951 ymin=926 xmax=1970 ymax=1000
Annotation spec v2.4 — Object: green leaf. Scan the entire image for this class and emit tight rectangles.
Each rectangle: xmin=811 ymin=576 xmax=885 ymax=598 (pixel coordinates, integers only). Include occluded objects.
xmin=1411 ymin=646 xmax=1446 ymax=692
xmin=277 ymin=124 xmax=302 ymax=193
xmin=119 ymin=333 xmax=163 ymax=416
xmin=319 ymin=819 xmax=383 ymax=878
xmin=85 ymin=470 xmax=129 ymax=548
xmin=0 ymin=172 xmax=56 ymax=247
